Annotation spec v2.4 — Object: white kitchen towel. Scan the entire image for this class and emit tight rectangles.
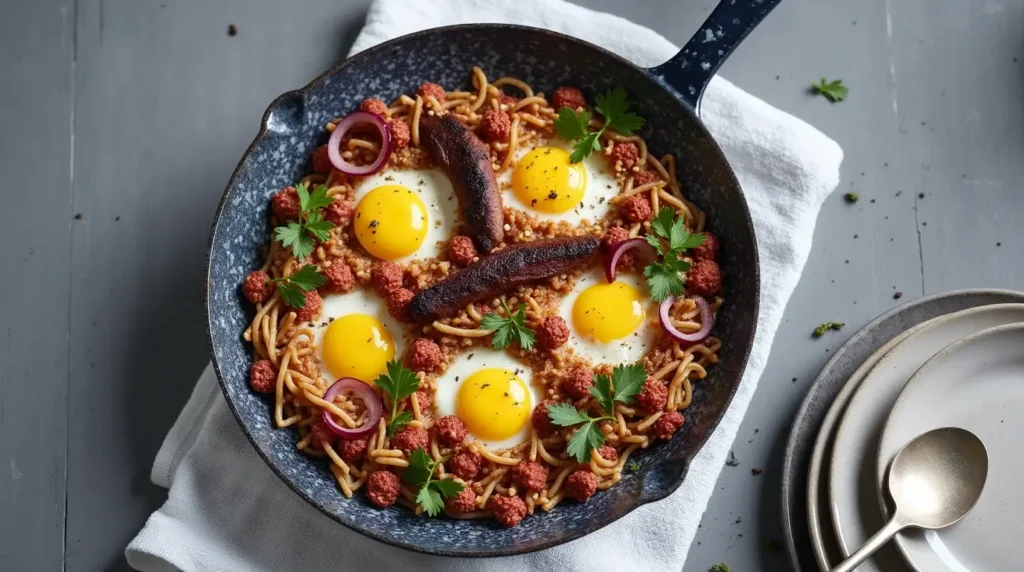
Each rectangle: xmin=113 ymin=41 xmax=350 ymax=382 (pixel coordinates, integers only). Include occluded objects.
xmin=126 ymin=0 xmax=843 ymax=570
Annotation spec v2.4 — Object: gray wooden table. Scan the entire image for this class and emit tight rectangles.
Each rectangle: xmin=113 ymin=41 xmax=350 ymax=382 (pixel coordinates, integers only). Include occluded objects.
xmin=3 ymin=0 xmax=1022 ymax=570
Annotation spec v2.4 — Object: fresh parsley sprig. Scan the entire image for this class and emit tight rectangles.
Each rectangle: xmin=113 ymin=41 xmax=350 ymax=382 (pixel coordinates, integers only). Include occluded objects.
xmin=546 ymin=363 xmax=647 ymax=463
xmin=811 ymin=77 xmax=848 ymax=103
xmin=642 ymin=207 xmax=706 ymax=302
xmin=710 ymin=563 xmax=733 ymax=572
xmin=401 ymin=447 xmax=464 ymax=517
xmin=374 ymin=359 xmax=421 ymax=436
xmin=273 ymin=183 xmax=336 ymax=259
xmin=268 ymin=264 xmax=326 ymax=308
xmin=479 ymin=300 xmax=536 ymax=351
xmin=553 ymin=86 xmax=645 ymax=163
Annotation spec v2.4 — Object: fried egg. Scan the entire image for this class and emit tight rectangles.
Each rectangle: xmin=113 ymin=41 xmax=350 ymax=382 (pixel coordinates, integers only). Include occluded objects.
xmin=557 ymin=267 xmax=656 ymax=365
xmin=434 ymin=348 xmax=542 ymax=450
xmin=312 ymin=288 xmax=405 ymax=385
xmin=350 ymin=168 xmax=458 ymax=262
xmin=498 ymin=138 xmax=620 ymax=223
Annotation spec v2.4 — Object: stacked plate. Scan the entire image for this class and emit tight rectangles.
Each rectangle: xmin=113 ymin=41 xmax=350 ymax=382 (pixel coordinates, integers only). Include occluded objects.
xmin=781 ymin=290 xmax=1024 ymax=571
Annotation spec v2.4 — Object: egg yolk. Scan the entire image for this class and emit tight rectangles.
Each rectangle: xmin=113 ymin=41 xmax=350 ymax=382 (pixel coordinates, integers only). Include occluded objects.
xmin=572 ymin=281 xmax=646 ymax=343
xmin=353 ymin=185 xmax=428 ymax=260
xmin=455 ymin=368 xmax=532 ymax=441
xmin=511 ymin=147 xmax=587 ymax=214
xmin=321 ymin=314 xmax=395 ymax=383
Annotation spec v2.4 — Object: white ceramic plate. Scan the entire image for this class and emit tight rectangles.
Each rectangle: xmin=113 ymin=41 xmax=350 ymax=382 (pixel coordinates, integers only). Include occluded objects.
xmin=877 ymin=323 xmax=1024 ymax=572
xmin=806 ymin=319 xmax=932 ymax=571
xmin=828 ymin=304 xmax=1024 ymax=567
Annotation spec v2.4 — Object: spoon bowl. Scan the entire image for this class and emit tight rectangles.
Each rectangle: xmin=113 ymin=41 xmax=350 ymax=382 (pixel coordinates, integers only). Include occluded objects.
xmin=888 ymin=427 xmax=989 ymax=529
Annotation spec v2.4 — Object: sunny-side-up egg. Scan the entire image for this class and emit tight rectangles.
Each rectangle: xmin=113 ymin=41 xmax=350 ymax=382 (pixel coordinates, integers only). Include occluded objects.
xmin=556 ymin=267 xmax=657 ymax=365
xmin=497 ymin=138 xmax=621 ymax=223
xmin=312 ymin=287 xmax=405 ymax=385
xmin=349 ymin=168 xmax=459 ymax=263
xmin=434 ymin=348 xmax=543 ymax=450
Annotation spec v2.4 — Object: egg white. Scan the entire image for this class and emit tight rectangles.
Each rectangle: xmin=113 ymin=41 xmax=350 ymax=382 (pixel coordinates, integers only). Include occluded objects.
xmin=433 ymin=347 xmax=542 ymax=450
xmin=351 ymin=167 xmax=458 ymax=263
xmin=311 ymin=287 xmax=405 ymax=381
xmin=556 ymin=267 xmax=657 ymax=366
xmin=497 ymin=137 xmax=621 ymax=223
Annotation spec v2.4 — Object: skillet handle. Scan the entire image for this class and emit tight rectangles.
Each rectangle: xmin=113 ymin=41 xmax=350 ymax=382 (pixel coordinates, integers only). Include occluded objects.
xmin=647 ymin=0 xmax=782 ymax=113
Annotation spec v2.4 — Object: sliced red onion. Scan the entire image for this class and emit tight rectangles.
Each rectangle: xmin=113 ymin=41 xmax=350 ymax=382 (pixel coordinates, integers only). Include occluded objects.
xmin=322 ymin=377 xmax=382 ymax=438
xmin=327 ymin=111 xmax=393 ymax=176
xmin=605 ymin=238 xmax=657 ymax=283
xmin=659 ymin=294 xmax=714 ymax=345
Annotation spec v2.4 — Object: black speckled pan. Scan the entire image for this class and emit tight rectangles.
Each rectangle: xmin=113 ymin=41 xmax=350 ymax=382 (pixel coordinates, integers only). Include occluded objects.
xmin=206 ymin=1 xmax=777 ymax=557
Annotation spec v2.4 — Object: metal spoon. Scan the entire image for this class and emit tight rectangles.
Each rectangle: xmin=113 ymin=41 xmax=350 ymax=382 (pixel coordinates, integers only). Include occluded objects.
xmin=830 ymin=427 xmax=988 ymax=572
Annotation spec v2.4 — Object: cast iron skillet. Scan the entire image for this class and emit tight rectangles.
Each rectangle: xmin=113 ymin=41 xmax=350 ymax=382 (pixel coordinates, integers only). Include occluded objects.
xmin=206 ymin=0 xmax=778 ymax=556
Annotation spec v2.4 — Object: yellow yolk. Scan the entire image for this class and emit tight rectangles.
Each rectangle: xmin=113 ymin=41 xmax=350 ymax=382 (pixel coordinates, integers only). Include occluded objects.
xmin=321 ymin=314 xmax=395 ymax=383
xmin=353 ymin=185 xmax=428 ymax=260
xmin=511 ymin=146 xmax=587 ymax=214
xmin=572 ymin=281 xmax=646 ymax=343
xmin=455 ymin=368 xmax=532 ymax=441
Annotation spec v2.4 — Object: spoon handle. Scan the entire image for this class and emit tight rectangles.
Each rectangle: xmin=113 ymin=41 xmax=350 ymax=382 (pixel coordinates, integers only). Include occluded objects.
xmin=829 ymin=516 xmax=905 ymax=572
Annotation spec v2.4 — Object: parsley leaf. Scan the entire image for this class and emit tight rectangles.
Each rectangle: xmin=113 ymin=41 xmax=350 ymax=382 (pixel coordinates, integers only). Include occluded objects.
xmin=643 ymin=207 xmax=705 ymax=302
xmin=546 ymin=402 xmax=614 ymax=464
xmin=811 ymin=77 xmax=848 ymax=103
xmin=644 ymin=260 xmax=688 ymax=302
xmin=546 ymin=402 xmax=592 ymax=427
xmin=589 ymin=363 xmax=647 ymax=416
xmin=479 ymin=301 xmax=535 ymax=350
xmin=273 ymin=183 xmax=336 ymax=258
xmin=813 ymin=322 xmax=844 ymax=337
xmin=627 ymin=460 xmax=641 ymax=472
xmin=610 ymin=363 xmax=647 ymax=406
xmin=553 ymin=86 xmax=645 ymax=163
xmin=554 ymin=107 xmax=590 ymax=140
xmin=567 ymin=420 xmax=606 ymax=464
xmin=374 ymin=360 xmax=421 ymax=435
xmin=402 ymin=447 xmax=464 ymax=517
xmin=266 ymin=264 xmax=325 ymax=308
xmin=590 ymin=375 xmax=615 ymax=417
xmin=386 ymin=411 xmax=414 ymax=437
xmin=710 ymin=564 xmax=733 ymax=572
xmin=844 ymin=191 xmax=859 ymax=204
xmin=594 ymin=86 xmax=645 ymax=135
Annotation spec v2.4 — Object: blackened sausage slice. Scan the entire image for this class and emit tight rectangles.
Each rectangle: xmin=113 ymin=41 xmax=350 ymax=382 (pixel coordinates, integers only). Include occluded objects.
xmin=419 ymin=115 xmax=504 ymax=252
xmin=409 ymin=236 xmax=600 ymax=322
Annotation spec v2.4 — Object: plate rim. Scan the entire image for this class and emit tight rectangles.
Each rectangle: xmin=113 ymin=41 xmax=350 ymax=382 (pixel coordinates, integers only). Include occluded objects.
xmin=877 ymin=321 xmax=1024 ymax=572
xmin=805 ymin=317 xmax=932 ymax=570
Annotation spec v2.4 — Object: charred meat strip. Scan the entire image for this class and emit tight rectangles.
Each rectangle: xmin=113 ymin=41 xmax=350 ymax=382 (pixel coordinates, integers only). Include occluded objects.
xmin=408 ymin=236 xmax=600 ymax=322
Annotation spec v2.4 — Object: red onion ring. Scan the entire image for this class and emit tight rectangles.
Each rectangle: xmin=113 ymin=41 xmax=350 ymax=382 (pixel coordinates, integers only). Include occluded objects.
xmin=659 ymin=294 xmax=714 ymax=345
xmin=327 ymin=111 xmax=393 ymax=176
xmin=605 ymin=237 xmax=657 ymax=283
xmin=321 ymin=377 xmax=383 ymax=438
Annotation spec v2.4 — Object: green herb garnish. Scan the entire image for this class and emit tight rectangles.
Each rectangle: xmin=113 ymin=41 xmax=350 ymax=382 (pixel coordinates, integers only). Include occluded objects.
xmin=268 ymin=264 xmax=326 ymax=308
xmin=273 ymin=183 xmax=335 ymax=259
xmin=479 ymin=300 xmax=536 ymax=351
xmin=401 ymin=447 xmax=464 ymax=516
xmin=374 ymin=360 xmax=421 ymax=436
xmin=710 ymin=564 xmax=733 ymax=572
xmin=643 ymin=207 xmax=706 ymax=302
xmin=546 ymin=363 xmax=647 ymax=463
xmin=813 ymin=322 xmax=845 ymax=337
xmin=844 ymin=191 xmax=859 ymax=203
xmin=553 ymin=86 xmax=645 ymax=163
xmin=811 ymin=78 xmax=848 ymax=103
xmin=627 ymin=460 xmax=641 ymax=473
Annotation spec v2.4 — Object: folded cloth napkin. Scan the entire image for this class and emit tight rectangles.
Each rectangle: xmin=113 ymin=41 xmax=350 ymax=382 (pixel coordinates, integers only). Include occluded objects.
xmin=126 ymin=0 xmax=843 ymax=570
